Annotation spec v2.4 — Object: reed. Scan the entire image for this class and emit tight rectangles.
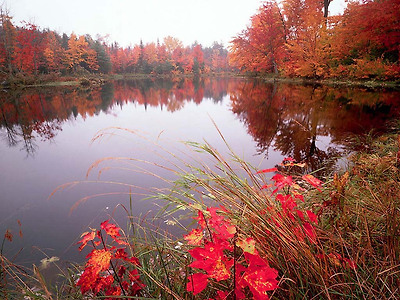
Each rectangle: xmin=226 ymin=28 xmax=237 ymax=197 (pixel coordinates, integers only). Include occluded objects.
xmin=148 ymin=128 xmax=400 ymax=298
xmin=2 ymin=125 xmax=399 ymax=299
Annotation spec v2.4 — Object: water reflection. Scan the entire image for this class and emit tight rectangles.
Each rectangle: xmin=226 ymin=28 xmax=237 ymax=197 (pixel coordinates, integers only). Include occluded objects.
xmin=230 ymin=80 xmax=400 ymax=174
xmin=0 ymin=78 xmax=233 ymax=155
xmin=1 ymin=78 xmax=399 ymax=169
xmin=1 ymin=77 xmax=400 ymax=265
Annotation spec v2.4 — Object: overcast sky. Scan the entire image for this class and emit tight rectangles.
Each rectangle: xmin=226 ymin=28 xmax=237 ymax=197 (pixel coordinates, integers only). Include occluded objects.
xmin=3 ymin=0 xmax=347 ymax=47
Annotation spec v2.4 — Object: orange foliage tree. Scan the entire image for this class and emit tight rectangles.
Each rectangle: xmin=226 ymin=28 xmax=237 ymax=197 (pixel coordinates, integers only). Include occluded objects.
xmin=229 ymin=1 xmax=286 ymax=74
xmin=43 ymin=31 xmax=66 ymax=73
xmin=229 ymin=0 xmax=400 ymax=80
xmin=65 ymin=33 xmax=99 ymax=72
xmin=283 ymin=0 xmax=331 ymax=77
xmin=330 ymin=0 xmax=400 ymax=79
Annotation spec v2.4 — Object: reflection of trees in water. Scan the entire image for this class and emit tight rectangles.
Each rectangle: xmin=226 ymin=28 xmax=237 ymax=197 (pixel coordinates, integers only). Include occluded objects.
xmin=111 ymin=77 xmax=229 ymax=111
xmin=230 ymin=81 xmax=400 ymax=174
xmin=0 ymin=120 xmax=39 ymax=156
xmin=2 ymin=78 xmax=398 ymax=160
xmin=0 ymin=90 xmax=64 ymax=156
xmin=0 ymin=78 xmax=231 ymax=154
xmin=0 ymin=87 xmax=103 ymax=155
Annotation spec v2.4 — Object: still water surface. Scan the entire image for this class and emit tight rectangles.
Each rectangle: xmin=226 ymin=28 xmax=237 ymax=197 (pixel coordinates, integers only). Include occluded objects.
xmin=0 ymin=77 xmax=399 ymax=265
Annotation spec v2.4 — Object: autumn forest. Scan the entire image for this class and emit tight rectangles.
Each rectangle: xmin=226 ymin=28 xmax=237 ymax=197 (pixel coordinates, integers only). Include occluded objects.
xmin=0 ymin=9 xmax=230 ymax=79
xmin=1 ymin=0 xmax=399 ymax=82
xmin=230 ymin=0 xmax=400 ymax=79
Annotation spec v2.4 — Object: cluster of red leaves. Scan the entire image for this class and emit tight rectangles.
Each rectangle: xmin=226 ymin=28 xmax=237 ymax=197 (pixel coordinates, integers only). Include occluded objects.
xmin=184 ymin=206 xmax=279 ymax=299
xmin=258 ymin=158 xmax=356 ymax=268
xmin=273 ymin=192 xmax=318 ymax=244
xmin=258 ymin=159 xmax=321 ymax=244
xmin=76 ymin=220 xmax=144 ymax=299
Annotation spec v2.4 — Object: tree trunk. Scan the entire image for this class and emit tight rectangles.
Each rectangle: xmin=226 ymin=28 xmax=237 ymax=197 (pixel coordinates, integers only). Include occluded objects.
xmin=324 ymin=0 xmax=331 ymax=19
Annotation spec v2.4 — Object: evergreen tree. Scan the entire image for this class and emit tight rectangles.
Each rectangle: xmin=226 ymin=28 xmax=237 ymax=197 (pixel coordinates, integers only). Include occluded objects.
xmin=93 ymin=40 xmax=111 ymax=73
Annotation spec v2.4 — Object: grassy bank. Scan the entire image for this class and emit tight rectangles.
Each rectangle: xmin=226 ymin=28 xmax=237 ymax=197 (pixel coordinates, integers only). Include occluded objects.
xmin=253 ymin=74 xmax=400 ymax=90
xmin=150 ymin=127 xmax=400 ymax=299
xmin=2 ymin=72 xmax=400 ymax=90
xmin=1 ymin=126 xmax=399 ymax=299
xmin=0 ymin=73 xmax=109 ymax=89
xmin=0 ymin=72 xmax=239 ymax=89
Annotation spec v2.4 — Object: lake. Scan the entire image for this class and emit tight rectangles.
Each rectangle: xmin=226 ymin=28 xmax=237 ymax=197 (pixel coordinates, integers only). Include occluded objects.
xmin=1 ymin=77 xmax=399 ymax=266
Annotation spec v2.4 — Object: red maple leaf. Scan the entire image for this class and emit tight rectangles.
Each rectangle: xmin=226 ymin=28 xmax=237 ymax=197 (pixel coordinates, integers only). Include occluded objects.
xmin=118 ymin=265 xmax=126 ymax=278
xmin=77 ymin=268 xmax=97 ymax=294
xmin=184 ymin=228 xmax=204 ymax=246
xmin=101 ymin=220 xmax=127 ymax=245
xmin=77 ymin=231 xmax=96 ymax=251
xmin=77 ymin=248 xmax=112 ymax=295
xmin=276 ymin=194 xmax=297 ymax=212
xmin=77 ymin=221 xmax=145 ymax=297
xmin=236 ymin=237 xmax=258 ymax=255
xmin=193 ymin=210 xmax=207 ymax=229
xmin=128 ymin=269 xmax=146 ymax=294
xmin=213 ymin=222 xmax=236 ymax=240
xmin=105 ymin=285 xmax=122 ymax=297
xmin=306 ymin=210 xmax=318 ymax=224
xmin=302 ymin=174 xmax=323 ymax=191
xmin=189 ymin=240 xmax=233 ymax=281
xmin=207 ymin=207 xmax=236 ymax=239
xmin=293 ymin=226 xmax=306 ymax=243
xmin=189 ymin=241 xmax=225 ymax=270
xmin=271 ymin=174 xmax=293 ymax=193
xmin=114 ymin=248 xmax=140 ymax=265
xmin=114 ymin=248 xmax=128 ymax=260
xmin=128 ymin=268 xmax=141 ymax=282
xmin=187 ymin=273 xmax=208 ymax=295
xmin=303 ymin=222 xmax=317 ymax=244
xmin=86 ymin=248 xmax=112 ymax=274
xmin=296 ymin=209 xmax=305 ymax=221
xmin=101 ymin=220 xmax=121 ymax=238
xmin=216 ymin=290 xmax=229 ymax=299
xmin=256 ymin=167 xmax=278 ymax=174
xmin=207 ymin=207 xmax=225 ymax=226
xmin=207 ymin=256 xmax=234 ymax=281
xmin=93 ymin=275 xmax=113 ymax=294
xmin=242 ymin=267 xmax=279 ymax=300
xmin=236 ymin=253 xmax=279 ymax=300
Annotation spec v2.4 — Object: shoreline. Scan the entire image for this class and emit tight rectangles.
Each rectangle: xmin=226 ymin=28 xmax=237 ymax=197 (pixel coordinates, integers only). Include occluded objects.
xmin=258 ymin=76 xmax=400 ymax=89
xmin=1 ymin=73 xmax=400 ymax=90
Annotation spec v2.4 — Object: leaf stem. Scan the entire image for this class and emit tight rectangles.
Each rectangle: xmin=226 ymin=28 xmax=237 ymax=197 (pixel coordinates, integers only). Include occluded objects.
xmin=99 ymin=230 xmax=127 ymax=297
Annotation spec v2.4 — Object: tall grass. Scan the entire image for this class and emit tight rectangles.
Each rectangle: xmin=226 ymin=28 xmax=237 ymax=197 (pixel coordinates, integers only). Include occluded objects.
xmin=2 ymin=126 xmax=399 ymax=299
xmin=149 ymin=128 xmax=400 ymax=298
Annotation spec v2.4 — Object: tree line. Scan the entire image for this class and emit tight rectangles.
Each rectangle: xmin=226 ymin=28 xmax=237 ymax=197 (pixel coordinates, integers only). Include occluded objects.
xmin=229 ymin=0 xmax=400 ymax=80
xmin=0 ymin=7 xmax=231 ymax=79
xmin=1 ymin=0 xmax=399 ymax=81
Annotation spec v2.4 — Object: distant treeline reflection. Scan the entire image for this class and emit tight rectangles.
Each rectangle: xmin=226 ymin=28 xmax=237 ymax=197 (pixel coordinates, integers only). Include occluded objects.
xmin=1 ymin=78 xmax=399 ymax=168
xmin=0 ymin=78 xmax=231 ymax=154
xmin=231 ymin=81 xmax=400 ymax=173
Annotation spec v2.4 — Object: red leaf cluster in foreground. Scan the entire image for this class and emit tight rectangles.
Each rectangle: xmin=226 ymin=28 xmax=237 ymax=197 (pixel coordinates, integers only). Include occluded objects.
xmin=184 ymin=206 xmax=279 ymax=299
xmin=75 ymin=158 xmax=357 ymax=299
xmin=76 ymin=220 xmax=144 ymax=299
